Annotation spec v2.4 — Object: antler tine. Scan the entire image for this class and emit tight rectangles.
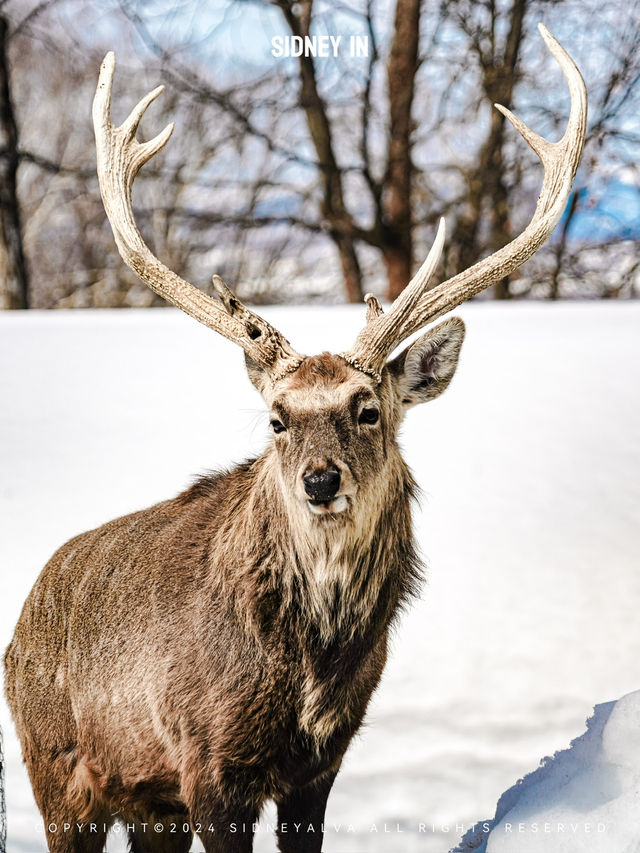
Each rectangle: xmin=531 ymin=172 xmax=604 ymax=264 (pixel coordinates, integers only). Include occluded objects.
xmin=93 ymin=53 xmax=304 ymax=381
xmin=345 ymin=25 xmax=587 ymax=379
xmin=341 ymin=218 xmax=446 ymax=381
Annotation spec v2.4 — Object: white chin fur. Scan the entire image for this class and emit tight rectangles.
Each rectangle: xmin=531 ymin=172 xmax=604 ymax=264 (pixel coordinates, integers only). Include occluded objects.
xmin=308 ymin=495 xmax=348 ymax=516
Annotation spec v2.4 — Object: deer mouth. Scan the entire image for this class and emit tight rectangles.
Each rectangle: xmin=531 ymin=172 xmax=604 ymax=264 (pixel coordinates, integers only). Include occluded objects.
xmin=307 ymin=495 xmax=349 ymax=516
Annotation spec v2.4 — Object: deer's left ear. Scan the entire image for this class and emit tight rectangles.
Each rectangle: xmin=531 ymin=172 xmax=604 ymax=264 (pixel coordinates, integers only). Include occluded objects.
xmin=387 ymin=317 xmax=465 ymax=407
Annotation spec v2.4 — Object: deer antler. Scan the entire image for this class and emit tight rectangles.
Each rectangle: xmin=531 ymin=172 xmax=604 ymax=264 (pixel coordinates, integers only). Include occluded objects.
xmin=343 ymin=24 xmax=588 ymax=382
xmin=93 ymin=53 xmax=304 ymax=381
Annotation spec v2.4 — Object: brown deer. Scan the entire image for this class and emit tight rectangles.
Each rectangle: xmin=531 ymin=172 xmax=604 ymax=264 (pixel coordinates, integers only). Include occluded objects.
xmin=4 ymin=25 xmax=586 ymax=853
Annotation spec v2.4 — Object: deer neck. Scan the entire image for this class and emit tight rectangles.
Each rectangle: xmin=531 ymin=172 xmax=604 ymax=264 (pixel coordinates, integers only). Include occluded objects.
xmin=252 ymin=449 xmax=421 ymax=646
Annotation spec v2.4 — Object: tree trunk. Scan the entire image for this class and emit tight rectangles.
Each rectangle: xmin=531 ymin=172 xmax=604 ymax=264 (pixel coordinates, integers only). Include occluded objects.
xmin=277 ymin=0 xmax=363 ymax=303
xmin=382 ymin=244 xmax=412 ymax=301
xmin=332 ymin=229 xmax=364 ymax=304
xmin=549 ymin=189 xmax=579 ymax=299
xmin=384 ymin=0 xmax=421 ymax=300
xmin=0 ymin=15 xmax=28 ymax=309
xmin=448 ymin=0 xmax=527 ymax=299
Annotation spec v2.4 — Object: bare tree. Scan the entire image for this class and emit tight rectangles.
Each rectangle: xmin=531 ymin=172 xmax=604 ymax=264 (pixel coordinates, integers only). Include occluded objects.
xmin=0 ymin=0 xmax=638 ymax=308
xmin=383 ymin=0 xmax=422 ymax=297
xmin=445 ymin=0 xmax=527 ymax=299
xmin=0 ymin=10 xmax=28 ymax=308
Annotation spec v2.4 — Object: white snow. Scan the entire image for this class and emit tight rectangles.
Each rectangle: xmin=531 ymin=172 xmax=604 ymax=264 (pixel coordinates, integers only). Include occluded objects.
xmin=452 ymin=689 xmax=640 ymax=852
xmin=1 ymin=303 xmax=639 ymax=853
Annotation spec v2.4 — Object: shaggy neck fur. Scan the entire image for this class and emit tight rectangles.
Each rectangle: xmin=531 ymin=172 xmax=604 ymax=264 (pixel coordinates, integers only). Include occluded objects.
xmin=230 ymin=444 xmax=422 ymax=649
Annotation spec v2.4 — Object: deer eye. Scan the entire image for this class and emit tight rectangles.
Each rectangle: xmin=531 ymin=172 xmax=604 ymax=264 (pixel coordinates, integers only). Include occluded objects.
xmin=270 ymin=419 xmax=286 ymax=434
xmin=359 ymin=407 xmax=380 ymax=425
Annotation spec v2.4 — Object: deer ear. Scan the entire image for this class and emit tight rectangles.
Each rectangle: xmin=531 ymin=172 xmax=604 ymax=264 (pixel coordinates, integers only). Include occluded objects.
xmin=245 ymin=353 xmax=269 ymax=395
xmin=387 ymin=317 xmax=465 ymax=407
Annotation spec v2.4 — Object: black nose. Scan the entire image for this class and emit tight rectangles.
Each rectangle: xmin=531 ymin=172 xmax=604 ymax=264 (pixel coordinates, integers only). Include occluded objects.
xmin=303 ymin=470 xmax=341 ymax=502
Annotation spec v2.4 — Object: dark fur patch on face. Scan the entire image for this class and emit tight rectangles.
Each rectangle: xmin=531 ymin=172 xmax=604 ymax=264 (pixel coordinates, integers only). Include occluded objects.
xmin=287 ymin=353 xmax=354 ymax=389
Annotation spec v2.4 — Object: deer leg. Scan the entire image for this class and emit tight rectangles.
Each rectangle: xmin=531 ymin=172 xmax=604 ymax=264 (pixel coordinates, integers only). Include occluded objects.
xmin=275 ymin=771 xmax=338 ymax=853
xmin=43 ymin=829 xmax=108 ymax=853
xmin=125 ymin=814 xmax=193 ymax=853
xmin=25 ymin=752 xmax=112 ymax=853
xmin=38 ymin=794 xmax=111 ymax=853
xmin=183 ymin=790 xmax=258 ymax=853
xmin=194 ymin=811 xmax=258 ymax=853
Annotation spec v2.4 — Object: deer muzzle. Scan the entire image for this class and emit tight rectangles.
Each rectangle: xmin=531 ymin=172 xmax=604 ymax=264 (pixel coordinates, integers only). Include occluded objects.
xmin=303 ymin=470 xmax=341 ymax=502
xmin=299 ymin=460 xmax=356 ymax=517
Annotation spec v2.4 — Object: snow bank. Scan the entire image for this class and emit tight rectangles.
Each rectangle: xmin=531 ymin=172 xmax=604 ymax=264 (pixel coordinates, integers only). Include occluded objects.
xmin=452 ymin=690 xmax=640 ymax=852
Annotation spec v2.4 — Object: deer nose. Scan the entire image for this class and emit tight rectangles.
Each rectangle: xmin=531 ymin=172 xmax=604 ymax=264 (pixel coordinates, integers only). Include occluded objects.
xmin=303 ymin=470 xmax=341 ymax=502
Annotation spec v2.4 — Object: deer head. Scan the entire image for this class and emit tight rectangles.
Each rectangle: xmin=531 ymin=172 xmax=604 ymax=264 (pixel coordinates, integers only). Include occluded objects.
xmin=93 ymin=25 xmax=586 ymax=521
xmin=242 ymin=314 xmax=464 ymax=521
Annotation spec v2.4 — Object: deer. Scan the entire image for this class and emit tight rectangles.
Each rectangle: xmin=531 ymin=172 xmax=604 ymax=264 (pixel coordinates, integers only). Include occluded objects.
xmin=4 ymin=24 xmax=586 ymax=853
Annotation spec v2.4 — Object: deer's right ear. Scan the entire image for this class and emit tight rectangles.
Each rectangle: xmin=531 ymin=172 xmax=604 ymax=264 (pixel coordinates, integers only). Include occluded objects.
xmin=245 ymin=353 xmax=269 ymax=395
xmin=387 ymin=317 xmax=465 ymax=408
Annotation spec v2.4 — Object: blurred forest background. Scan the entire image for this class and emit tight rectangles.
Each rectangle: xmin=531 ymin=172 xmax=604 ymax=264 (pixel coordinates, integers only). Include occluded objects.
xmin=0 ymin=0 xmax=639 ymax=310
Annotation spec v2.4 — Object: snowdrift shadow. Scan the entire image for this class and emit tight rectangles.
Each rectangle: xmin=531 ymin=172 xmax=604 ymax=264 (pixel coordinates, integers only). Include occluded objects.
xmin=450 ymin=692 xmax=640 ymax=852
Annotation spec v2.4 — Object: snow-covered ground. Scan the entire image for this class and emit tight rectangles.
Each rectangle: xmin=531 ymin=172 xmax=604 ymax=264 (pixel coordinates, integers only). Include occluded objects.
xmin=1 ymin=303 xmax=639 ymax=853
